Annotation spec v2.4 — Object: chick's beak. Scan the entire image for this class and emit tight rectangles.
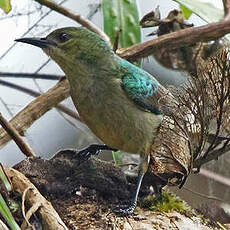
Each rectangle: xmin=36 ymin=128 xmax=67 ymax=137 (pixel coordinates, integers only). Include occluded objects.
xmin=15 ymin=37 xmax=56 ymax=48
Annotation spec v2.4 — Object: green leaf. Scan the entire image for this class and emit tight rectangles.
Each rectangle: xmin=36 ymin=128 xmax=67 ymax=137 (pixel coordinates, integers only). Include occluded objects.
xmin=112 ymin=151 xmax=122 ymax=165
xmin=0 ymin=164 xmax=12 ymax=192
xmin=180 ymin=4 xmax=192 ymax=19
xmin=0 ymin=0 xmax=11 ymax=14
xmin=0 ymin=194 xmax=20 ymax=230
xmin=173 ymin=0 xmax=223 ymax=23
xmin=102 ymin=0 xmax=141 ymax=48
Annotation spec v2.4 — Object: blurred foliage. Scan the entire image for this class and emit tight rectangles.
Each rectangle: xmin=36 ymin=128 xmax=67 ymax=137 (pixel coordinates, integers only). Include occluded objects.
xmin=0 ymin=194 xmax=20 ymax=230
xmin=0 ymin=164 xmax=12 ymax=192
xmin=0 ymin=165 xmax=19 ymax=229
xmin=0 ymin=0 xmax=11 ymax=14
xmin=180 ymin=4 xmax=192 ymax=19
xmin=173 ymin=0 xmax=223 ymax=22
xmin=102 ymin=0 xmax=141 ymax=48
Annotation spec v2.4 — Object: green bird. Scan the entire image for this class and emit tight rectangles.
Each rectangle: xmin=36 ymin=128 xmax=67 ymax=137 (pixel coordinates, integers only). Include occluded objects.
xmin=15 ymin=27 xmax=163 ymax=216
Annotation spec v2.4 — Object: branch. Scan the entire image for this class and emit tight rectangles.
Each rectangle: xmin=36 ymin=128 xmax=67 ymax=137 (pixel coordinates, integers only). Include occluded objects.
xmin=11 ymin=151 xmax=220 ymax=229
xmin=194 ymin=144 xmax=230 ymax=169
xmin=34 ymin=0 xmax=110 ymax=44
xmin=117 ymin=19 xmax=230 ymax=61
xmin=0 ymin=72 xmax=61 ymax=80
xmin=0 ymin=79 xmax=79 ymax=120
xmin=0 ymin=79 xmax=71 ymax=147
xmin=0 ymin=113 xmax=35 ymax=157
xmin=200 ymin=168 xmax=230 ymax=187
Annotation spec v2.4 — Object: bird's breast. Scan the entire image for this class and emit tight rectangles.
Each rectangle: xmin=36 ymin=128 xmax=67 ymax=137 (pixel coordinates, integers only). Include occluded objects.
xmin=69 ymin=78 xmax=163 ymax=154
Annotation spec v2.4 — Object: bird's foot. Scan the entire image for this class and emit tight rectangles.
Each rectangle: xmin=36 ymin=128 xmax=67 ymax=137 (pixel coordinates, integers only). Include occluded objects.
xmin=75 ymin=144 xmax=117 ymax=165
xmin=75 ymin=144 xmax=103 ymax=162
xmin=113 ymin=202 xmax=136 ymax=217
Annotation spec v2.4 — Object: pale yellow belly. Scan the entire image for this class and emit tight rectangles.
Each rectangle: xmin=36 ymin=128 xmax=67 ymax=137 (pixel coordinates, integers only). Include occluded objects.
xmin=76 ymin=93 xmax=162 ymax=154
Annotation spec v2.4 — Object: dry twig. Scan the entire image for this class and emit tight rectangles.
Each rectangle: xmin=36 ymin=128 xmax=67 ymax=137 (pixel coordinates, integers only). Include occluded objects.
xmin=0 ymin=113 xmax=35 ymax=157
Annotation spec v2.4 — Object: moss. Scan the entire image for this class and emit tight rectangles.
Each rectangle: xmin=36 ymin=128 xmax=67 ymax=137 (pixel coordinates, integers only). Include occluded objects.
xmin=138 ymin=191 xmax=191 ymax=213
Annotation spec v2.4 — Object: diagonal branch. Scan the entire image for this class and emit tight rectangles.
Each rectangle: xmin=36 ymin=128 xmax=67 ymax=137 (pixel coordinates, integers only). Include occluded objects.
xmin=0 ymin=113 xmax=35 ymax=157
xmin=194 ymin=144 xmax=230 ymax=169
xmin=0 ymin=79 xmax=79 ymax=120
xmin=0 ymin=72 xmax=61 ymax=80
xmin=118 ymin=19 xmax=230 ymax=61
xmin=0 ymin=79 xmax=71 ymax=147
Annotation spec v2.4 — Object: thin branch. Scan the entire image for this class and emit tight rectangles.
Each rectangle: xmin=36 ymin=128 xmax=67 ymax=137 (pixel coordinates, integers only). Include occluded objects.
xmin=0 ymin=79 xmax=79 ymax=120
xmin=0 ymin=79 xmax=71 ymax=147
xmin=34 ymin=0 xmax=110 ymax=44
xmin=0 ymin=79 xmax=45 ymax=97
xmin=0 ymin=97 xmax=13 ymax=117
xmin=0 ymin=113 xmax=35 ymax=157
xmin=0 ymin=72 xmax=61 ymax=80
xmin=194 ymin=144 xmax=230 ymax=168
xmin=182 ymin=186 xmax=224 ymax=202
xmin=34 ymin=58 xmax=51 ymax=73
xmin=200 ymin=168 xmax=230 ymax=187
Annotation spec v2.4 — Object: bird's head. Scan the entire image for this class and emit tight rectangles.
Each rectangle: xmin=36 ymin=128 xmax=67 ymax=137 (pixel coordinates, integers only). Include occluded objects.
xmin=15 ymin=27 xmax=113 ymax=74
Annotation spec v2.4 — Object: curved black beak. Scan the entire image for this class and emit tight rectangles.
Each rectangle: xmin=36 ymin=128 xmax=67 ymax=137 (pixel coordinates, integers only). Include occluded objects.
xmin=15 ymin=37 xmax=56 ymax=48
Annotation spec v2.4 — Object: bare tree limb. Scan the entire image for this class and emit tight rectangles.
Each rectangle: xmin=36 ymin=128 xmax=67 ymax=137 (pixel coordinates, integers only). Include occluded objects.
xmin=117 ymin=19 xmax=230 ymax=61
xmin=194 ymin=144 xmax=230 ymax=169
xmin=0 ymin=79 xmax=71 ymax=147
xmin=0 ymin=72 xmax=61 ymax=80
xmin=0 ymin=113 xmax=35 ymax=157
xmin=0 ymin=79 xmax=79 ymax=120
xmin=200 ymin=168 xmax=230 ymax=187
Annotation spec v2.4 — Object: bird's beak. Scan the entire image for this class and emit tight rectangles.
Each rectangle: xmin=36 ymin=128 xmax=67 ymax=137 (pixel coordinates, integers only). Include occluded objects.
xmin=15 ymin=37 xmax=56 ymax=48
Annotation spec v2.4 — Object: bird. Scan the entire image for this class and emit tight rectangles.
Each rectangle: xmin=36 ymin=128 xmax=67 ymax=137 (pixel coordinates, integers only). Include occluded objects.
xmin=15 ymin=27 xmax=163 ymax=216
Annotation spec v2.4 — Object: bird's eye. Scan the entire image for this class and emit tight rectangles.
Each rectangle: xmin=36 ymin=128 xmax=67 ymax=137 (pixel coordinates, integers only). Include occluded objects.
xmin=59 ymin=33 xmax=71 ymax=42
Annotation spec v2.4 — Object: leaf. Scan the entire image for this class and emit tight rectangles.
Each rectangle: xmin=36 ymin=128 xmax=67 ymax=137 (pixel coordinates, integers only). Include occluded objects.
xmin=180 ymin=4 xmax=192 ymax=19
xmin=112 ymin=151 xmax=122 ymax=165
xmin=102 ymin=0 xmax=141 ymax=48
xmin=0 ymin=194 xmax=20 ymax=230
xmin=0 ymin=164 xmax=12 ymax=192
xmin=0 ymin=0 xmax=11 ymax=14
xmin=173 ymin=0 xmax=223 ymax=23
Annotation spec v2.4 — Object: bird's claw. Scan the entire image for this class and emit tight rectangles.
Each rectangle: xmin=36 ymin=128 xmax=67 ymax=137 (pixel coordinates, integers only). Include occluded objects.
xmin=74 ymin=144 xmax=103 ymax=164
xmin=113 ymin=202 xmax=136 ymax=217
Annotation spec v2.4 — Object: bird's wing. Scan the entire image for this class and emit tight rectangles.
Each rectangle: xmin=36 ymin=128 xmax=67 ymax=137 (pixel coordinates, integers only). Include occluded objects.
xmin=120 ymin=59 xmax=160 ymax=115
